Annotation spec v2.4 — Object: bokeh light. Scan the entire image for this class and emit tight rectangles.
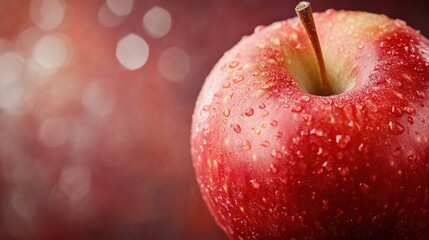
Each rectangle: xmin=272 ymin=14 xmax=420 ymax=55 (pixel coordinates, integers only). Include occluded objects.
xmin=0 ymin=0 xmax=428 ymax=239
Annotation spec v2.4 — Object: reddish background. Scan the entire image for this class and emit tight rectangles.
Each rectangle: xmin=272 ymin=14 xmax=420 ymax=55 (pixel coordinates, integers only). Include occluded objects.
xmin=0 ymin=0 xmax=428 ymax=239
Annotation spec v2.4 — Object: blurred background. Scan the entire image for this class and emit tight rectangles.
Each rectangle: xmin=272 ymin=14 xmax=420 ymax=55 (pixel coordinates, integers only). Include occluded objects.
xmin=0 ymin=0 xmax=428 ymax=239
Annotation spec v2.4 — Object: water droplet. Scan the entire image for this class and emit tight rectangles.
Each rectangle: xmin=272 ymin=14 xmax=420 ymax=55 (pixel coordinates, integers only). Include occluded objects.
xmin=229 ymin=61 xmax=239 ymax=68
xmin=252 ymin=71 xmax=260 ymax=76
xmin=391 ymin=106 xmax=403 ymax=117
xmin=407 ymin=116 xmax=414 ymax=124
xmin=388 ymin=121 xmax=404 ymax=135
xmin=245 ymin=108 xmax=254 ymax=117
xmin=233 ymin=75 xmax=244 ymax=83
xmin=233 ymin=124 xmax=241 ymax=133
xmin=270 ymin=164 xmax=277 ymax=173
xmin=250 ymin=180 xmax=260 ymax=189
xmin=261 ymin=110 xmax=269 ymax=117
xmin=317 ymin=147 xmax=323 ymax=155
xmin=403 ymin=106 xmax=416 ymax=115
xmin=296 ymin=150 xmax=304 ymax=158
xmin=276 ymin=131 xmax=283 ymax=138
xmin=338 ymin=166 xmax=349 ymax=176
xmin=223 ymin=108 xmax=231 ymax=117
xmin=260 ymin=140 xmax=270 ymax=147
xmin=380 ymin=42 xmax=385 ymax=48
xmin=322 ymin=161 xmax=333 ymax=171
xmin=271 ymin=149 xmax=283 ymax=160
xmin=336 ymin=135 xmax=351 ymax=149
xmin=303 ymin=114 xmax=312 ymax=122
xmin=359 ymin=183 xmax=370 ymax=194
xmin=301 ymin=95 xmax=310 ymax=102
xmin=259 ymin=103 xmax=266 ymax=109
xmin=270 ymin=120 xmax=278 ymax=126
xmin=223 ymin=82 xmax=230 ymax=88
xmin=241 ymin=140 xmax=251 ymax=151
xmin=291 ymin=105 xmax=303 ymax=113
xmin=416 ymin=90 xmax=425 ymax=99
xmin=310 ymin=128 xmax=324 ymax=137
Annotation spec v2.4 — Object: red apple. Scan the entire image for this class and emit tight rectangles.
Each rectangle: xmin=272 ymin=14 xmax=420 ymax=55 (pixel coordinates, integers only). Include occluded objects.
xmin=191 ymin=4 xmax=429 ymax=239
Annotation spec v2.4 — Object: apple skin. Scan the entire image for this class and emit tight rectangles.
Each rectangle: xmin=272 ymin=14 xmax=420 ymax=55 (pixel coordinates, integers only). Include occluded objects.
xmin=191 ymin=9 xmax=429 ymax=240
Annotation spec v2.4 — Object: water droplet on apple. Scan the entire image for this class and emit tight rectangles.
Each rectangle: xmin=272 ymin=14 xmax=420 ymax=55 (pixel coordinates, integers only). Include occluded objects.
xmin=223 ymin=108 xmax=231 ymax=117
xmin=336 ymin=135 xmax=351 ymax=149
xmin=291 ymin=105 xmax=303 ymax=113
xmin=388 ymin=121 xmax=404 ymax=135
xmin=229 ymin=61 xmax=239 ymax=68
xmin=359 ymin=183 xmax=370 ymax=194
xmin=245 ymin=108 xmax=254 ymax=117
xmin=271 ymin=149 xmax=283 ymax=160
xmin=250 ymin=180 xmax=260 ymax=189
xmin=317 ymin=147 xmax=323 ymax=155
xmin=233 ymin=75 xmax=244 ymax=83
xmin=261 ymin=110 xmax=269 ymax=117
xmin=223 ymin=82 xmax=230 ymax=88
xmin=270 ymin=164 xmax=277 ymax=173
xmin=403 ymin=106 xmax=416 ymax=115
xmin=276 ymin=131 xmax=283 ymax=138
xmin=380 ymin=42 xmax=385 ymax=48
xmin=259 ymin=103 xmax=266 ymax=109
xmin=322 ymin=161 xmax=333 ymax=171
xmin=303 ymin=114 xmax=312 ymax=122
xmin=270 ymin=120 xmax=278 ymax=126
xmin=391 ymin=106 xmax=403 ymax=117
xmin=416 ymin=90 xmax=426 ymax=99
xmin=301 ymin=95 xmax=310 ymax=102
xmin=310 ymin=128 xmax=324 ymax=137
xmin=233 ymin=124 xmax=241 ymax=133
xmin=338 ymin=166 xmax=350 ymax=176
xmin=407 ymin=116 xmax=414 ymax=124
xmin=241 ymin=140 xmax=251 ymax=151
xmin=260 ymin=140 xmax=270 ymax=147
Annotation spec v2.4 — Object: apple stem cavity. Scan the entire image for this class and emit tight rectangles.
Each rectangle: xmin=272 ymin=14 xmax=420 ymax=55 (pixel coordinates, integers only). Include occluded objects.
xmin=295 ymin=2 xmax=332 ymax=96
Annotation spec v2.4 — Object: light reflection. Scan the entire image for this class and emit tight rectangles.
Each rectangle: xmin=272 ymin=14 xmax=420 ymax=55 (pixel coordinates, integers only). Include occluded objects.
xmin=30 ymin=0 xmax=66 ymax=30
xmin=143 ymin=6 xmax=172 ymax=39
xmin=32 ymin=34 xmax=69 ymax=69
xmin=116 ymin=33 xmax=149 ymax=70
xmin=158 ymin=47 xmax=190 ymax=82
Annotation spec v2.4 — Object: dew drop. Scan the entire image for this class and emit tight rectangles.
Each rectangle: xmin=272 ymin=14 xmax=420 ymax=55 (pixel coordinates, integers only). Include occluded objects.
xmin=233 ymin=124 xmax=241 ymax=133
xmin=336 ymin=135 xmax=351 ymax=149
xmin=259 ymin=103 xmax=266 ymax=109
xmin=258 ymin=140 xmax=270 ymax=148
xmin=403 ymin=106 xmax=416 ymax=115
xmin=291 ymin=105 xmax=303 ymax=113
xmin=310 ymin=128 xmax=324 ymax=137
xmin=261 ymin=110 xmax=269 ymax=117
xmin=391 ymin=106 xmax=403 ymax=117
xmin=271 ymin=149 xmax=283 ymax=160
xmin=222 ymin=82 xmax=230 ymax=88
xmin=245 ymin=108 xmax=254 ymax=117
xmin=388 ymin=121 xmax=404 ymax=135
xmin=233 ymin=75 xmax=244 ymax=83
xmin=380 ymin=42 xmax=385 ymax=48
xmin=241 ymin=140 xmax=251 ymax=151
xmin=416 ymin=90 xmax=426 ymax=99
xmin=250 ymin=180 xmax=260 ymax=189
xmin=270 ymin=164 xmax=277 ymax=173
xmin=407 ymin=116 xmax=414 ymax=124
xmin=223 ymin=108 xmax=231 ymax=117
xmin=303 ymin=114 xmax=312 ymax=122
xmin=317 ymin=147 xmax=323 ymax=155
xmin=359 ymin=183 xmax=370 ymax=194
xmin=276 ymin=131 xmax=283 ymax=139
xmin=301 ymin=95 xmax=310 ymax=102
xmin=229 ymin=61 xmax=239 ymax=68
xmin=270 ymin=120 xmax=278 ymax=126
xmin=338 ymin=166 xmax=349 ymax=176
xmin=322 ymin=161 xmax=333 ymax=171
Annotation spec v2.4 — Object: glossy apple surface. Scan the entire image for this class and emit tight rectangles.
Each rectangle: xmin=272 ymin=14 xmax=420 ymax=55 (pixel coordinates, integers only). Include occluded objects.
xmin=191 ymin=9 xmax=429 ymax=239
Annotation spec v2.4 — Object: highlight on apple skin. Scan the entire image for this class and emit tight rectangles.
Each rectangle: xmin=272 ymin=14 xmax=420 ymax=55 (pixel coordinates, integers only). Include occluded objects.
xmin=191 ymin=7 xmax=429 ymax=240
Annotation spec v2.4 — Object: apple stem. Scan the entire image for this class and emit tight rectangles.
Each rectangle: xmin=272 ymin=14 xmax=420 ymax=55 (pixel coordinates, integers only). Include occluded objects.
xmin=295 ymin=2 xmax=331 ymax=96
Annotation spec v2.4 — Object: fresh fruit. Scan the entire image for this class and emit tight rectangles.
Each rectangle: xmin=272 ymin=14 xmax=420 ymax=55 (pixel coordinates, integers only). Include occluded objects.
xmin=191 ymin=2 xmax=429 ymax=239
